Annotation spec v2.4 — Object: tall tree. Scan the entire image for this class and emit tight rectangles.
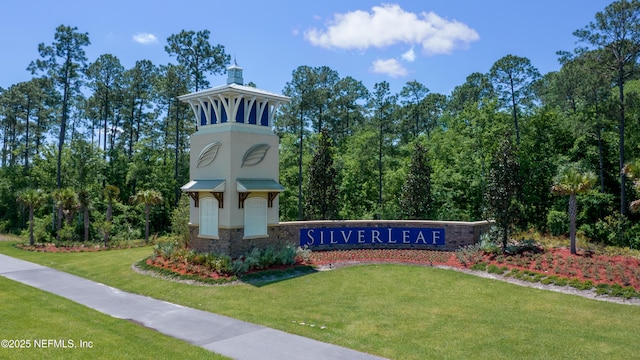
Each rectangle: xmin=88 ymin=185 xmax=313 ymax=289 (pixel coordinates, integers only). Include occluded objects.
xmin=422 ymin=93 xmax=448 ymax=138
xmin=399 ymin=80 xmax=429 ymax=140
xmin=85 ymin=54 xmax=124 ymax=158
xmin=399 ymin=142 xmax=432 ymax=219
xmin=309 ymin=66 xmax=340 ymax=133
xmin=28 ymin=25 xmax=90 ymax=190
xmin=489 ymin=55 xmax=541 ymax=145
xmin=546 ymin=49 xmax=614 ymax=194
xmin=326 ymin=75 xmax=368 ymax=145
xmin=122 ymin=60 xmax=157 ymax=159
xmin=369 ymin=81 xmax=396 ymax=219
xmin=0 ymin=85 xmax=21 ymax=167
xmin=280 ymin=66 xmax=315 ymax=220
xmin=305 ymin=128 xmax=339 ymax=220
xmin=448 ymin=72 xmax=494 ymax=114
xmin=155 ymin=64 xmax=190 ymax=206
xmin=1 ymin=79 xmax=53 ymax=171
xmin=551 ymin=163 xmax=597 ymax=254
xmin=574 ymin=0 xmax=640 ymax=216
xmin=485 ymin=133 xmax=520 ymax=249
xmin=165 ymin=29 xmax=230 ymax=92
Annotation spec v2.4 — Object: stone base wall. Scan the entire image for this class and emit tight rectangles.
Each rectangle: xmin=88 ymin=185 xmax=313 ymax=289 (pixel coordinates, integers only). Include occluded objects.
xmin=189 ymin=220 xmax=491 ymax=257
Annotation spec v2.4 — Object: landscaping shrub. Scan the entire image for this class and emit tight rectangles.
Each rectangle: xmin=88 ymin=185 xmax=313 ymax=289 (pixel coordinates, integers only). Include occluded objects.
xmin=27 ymin=215 xmax=54 ymax=243
xmin=455 ymin=244 xmax=483 ymax=267
xmin=487 ymin=264 xmax=507 ymax=274
xmin=150 ymin=244 xmax=303 ymax=277
xmin=170 ymin=195 xmax=191 ymax=249
xmin=479 ymin=233 xmax=502 ymax=255
xmin=470 ymin=262 xmax=487 ymax=271
xmin=504 ymin=239 xmax=542 ymax=255
xmin=546 ymin=209 xmax=568 ymax=236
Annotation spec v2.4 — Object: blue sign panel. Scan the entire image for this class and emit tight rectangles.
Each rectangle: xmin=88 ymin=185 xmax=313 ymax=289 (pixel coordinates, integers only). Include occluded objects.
xmin=300 ymin=227 xmax=445 ymax=247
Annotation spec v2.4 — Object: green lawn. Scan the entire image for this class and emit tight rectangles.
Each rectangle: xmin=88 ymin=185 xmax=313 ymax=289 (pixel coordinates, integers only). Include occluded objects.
xmin=0 ymin=276 xmax=227 ymax=360
xmin=1 ymin=238 xmax=639 ymax=359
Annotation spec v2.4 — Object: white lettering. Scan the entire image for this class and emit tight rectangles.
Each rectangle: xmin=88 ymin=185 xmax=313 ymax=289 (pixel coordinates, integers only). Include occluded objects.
xmin=388 ymin=228 xmax=396 ymax=243
xmin=306 ymin=229 xmax=314 ymax=246
xmin=330 ymin=230 xmax=337 ymax=244
xmin=301 ymin=227 xmax=445 ymax=247
xmin=402 ymin=230 xmax=410 ymax=243
xmin=372 ymin=230 xmax=381 ymax=243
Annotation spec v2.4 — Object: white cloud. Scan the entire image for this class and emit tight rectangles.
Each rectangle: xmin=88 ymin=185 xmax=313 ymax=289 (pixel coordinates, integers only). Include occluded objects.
xmin=132 ymin=32 xmax=158 ymax=45
xmin=304 ymin=4 xmax=479 ymax=55
xmin=371 ymin=58 xmax=408 ymax=77
xmin=401 ymin=47 xmax=416 ymax=62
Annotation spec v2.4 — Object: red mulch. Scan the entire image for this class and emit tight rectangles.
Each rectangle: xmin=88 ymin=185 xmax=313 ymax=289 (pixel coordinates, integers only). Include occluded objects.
xmin=18 ymin=243 xmax=640 ymax=291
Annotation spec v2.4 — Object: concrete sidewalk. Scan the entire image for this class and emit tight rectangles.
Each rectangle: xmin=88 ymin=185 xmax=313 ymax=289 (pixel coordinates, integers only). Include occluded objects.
xmin=0 ymin=254 xmax=386 ymax=360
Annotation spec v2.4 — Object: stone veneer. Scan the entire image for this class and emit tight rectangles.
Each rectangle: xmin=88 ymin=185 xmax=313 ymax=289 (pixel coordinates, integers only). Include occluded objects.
xmin=189 ymin=220 xmax=491 ymax=257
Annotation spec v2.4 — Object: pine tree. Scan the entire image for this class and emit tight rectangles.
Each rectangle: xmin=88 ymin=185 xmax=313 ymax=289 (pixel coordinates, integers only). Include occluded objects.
xmin=400 ymin=142 xmax=432 ymax=219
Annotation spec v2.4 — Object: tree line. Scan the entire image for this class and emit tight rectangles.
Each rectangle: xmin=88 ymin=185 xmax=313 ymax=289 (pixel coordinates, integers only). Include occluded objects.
xmin=3 ymin=1 xmax=640 ymax=249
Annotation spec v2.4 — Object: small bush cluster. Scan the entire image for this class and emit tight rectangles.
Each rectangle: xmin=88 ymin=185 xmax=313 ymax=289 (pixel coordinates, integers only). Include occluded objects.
xmin=595 ymin=283 xmax=639 ymax=299
xmin=455 ymin=244 xmax=483 ymax=267
xmin=504 ymin=239 xmax=543 ymax=255
xmin=150 ymin=242 xmax=303 ymax=278
xmin=230 ymin=245 xmax=299 ymax=275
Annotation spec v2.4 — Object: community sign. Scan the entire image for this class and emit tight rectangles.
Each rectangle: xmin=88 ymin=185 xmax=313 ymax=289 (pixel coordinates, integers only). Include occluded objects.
xmin=300 ymin=227 xmax=446 ymax=247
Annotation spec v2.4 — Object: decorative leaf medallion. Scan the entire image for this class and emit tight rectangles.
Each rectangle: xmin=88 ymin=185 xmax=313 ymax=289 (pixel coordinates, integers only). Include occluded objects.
xmin=242 ymin=144 xmax=270 ymax=167
xmin=197 ymin=141 xmax=221 ymax=168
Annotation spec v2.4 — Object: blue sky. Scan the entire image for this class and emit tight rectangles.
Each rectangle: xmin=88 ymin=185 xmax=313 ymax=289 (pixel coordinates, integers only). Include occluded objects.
xmin=1 ymin=0 xmax=614 ymax=96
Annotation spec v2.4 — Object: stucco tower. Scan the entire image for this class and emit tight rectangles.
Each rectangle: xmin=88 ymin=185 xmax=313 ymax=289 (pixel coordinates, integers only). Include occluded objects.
xmin=178 ymin=63 xmax=290 ymax=255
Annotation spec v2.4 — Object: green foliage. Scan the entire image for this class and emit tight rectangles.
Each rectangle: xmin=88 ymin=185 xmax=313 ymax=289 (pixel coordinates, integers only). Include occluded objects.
xmin=5 ymin=241 xmax=640 ymax=360
xmin=568 ymin=279 xmax=594 ymax=291
xmin=581 ymin=213 xmax=640 ymax=248
xmin=485 ymin=133 xmax=520 ymax=249
xmin=479 ymin=228 xmax=503 ymax=255
xmin=4 ymin=14 xmax=640 ymax=253
xmin=170 ymin=194 xmax=190 ymax=248
xmin=164 ymin=29 xmax=230 ymax=92
xmin=154 ymin=242 xmax=300 ymax=277
xmin=20 ymin=215 xmax=54 ymax=243
xmin=547 ymin=210 xmax=569 ymax=236
xmin=470 ymin=262 xmax=487 ymax=271
xmin=504 ymin=239 xmax=543 ymax=256
xmin=487 ymin=264 xmax=508 ymax=274
xmin=399 ymin=142 xmax=432 ymax=219
xmin=455 ymin=244 xmax=484 ymax=266
xmin=517 ymin=110 xmax=562 ymax=230
xmin=305 ymin=128 xmax=339 ymax=220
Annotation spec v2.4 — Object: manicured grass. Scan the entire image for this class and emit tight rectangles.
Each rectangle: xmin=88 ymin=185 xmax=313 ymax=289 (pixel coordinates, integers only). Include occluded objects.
xmin=2 ymin=238 xmax=640 ymax=359
xmin=0 ymin=276 xmax=227 ymax=360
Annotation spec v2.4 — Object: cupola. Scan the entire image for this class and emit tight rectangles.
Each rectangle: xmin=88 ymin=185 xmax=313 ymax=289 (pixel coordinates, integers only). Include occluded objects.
xmin=227 ymin=61 xmax=243 ymax=85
